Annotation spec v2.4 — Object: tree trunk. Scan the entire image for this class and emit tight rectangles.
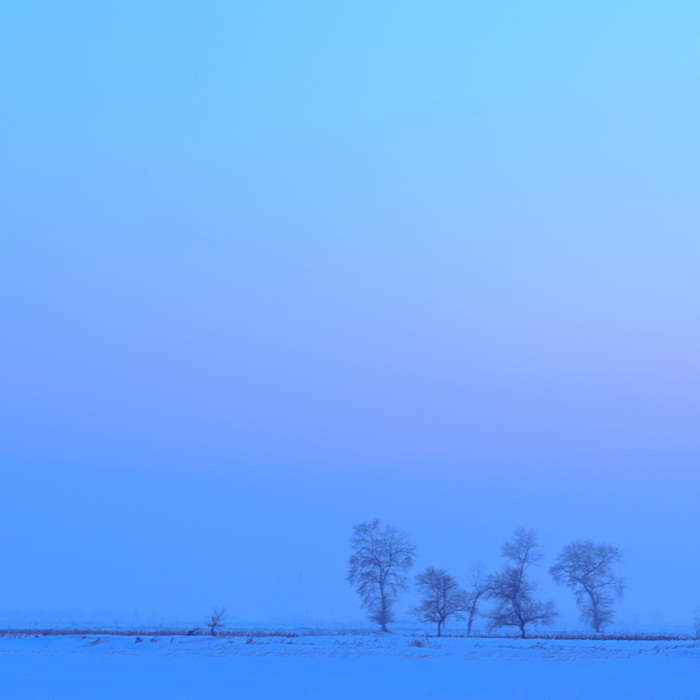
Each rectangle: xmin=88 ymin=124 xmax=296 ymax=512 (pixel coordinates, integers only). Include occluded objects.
xmin=589 ymin=592 xmax=601 ymax=633
xmin=379 ymin=589 xmax=388 ymax=632
xmin=437 ymin=621 xmax=442 ymax=637
xmin=467 ymin=605 xmax=476 ymax=636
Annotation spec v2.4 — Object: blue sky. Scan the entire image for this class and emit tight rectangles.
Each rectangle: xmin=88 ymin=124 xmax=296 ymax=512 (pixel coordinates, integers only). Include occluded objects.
xmin=1 ymin=2 xmax=699 ymax=627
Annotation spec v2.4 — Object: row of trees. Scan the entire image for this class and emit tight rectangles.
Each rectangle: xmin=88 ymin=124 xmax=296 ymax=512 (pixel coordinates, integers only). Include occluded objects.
xmin=347 ymin=520 xmax=624 ymax=637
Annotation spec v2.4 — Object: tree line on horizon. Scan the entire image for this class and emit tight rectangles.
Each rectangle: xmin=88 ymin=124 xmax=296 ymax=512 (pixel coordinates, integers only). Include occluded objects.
xmin=347 ymin=520 xmax=625 ymax=638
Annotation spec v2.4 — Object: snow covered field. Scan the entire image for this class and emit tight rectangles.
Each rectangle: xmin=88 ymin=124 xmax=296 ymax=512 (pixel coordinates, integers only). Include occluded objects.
xmin=1 ymin=633 xmax=699 ymax=699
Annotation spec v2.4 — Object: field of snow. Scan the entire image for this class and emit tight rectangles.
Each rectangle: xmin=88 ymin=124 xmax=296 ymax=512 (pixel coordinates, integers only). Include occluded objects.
xmin=1 ymin=632 xmax=699 ymax=699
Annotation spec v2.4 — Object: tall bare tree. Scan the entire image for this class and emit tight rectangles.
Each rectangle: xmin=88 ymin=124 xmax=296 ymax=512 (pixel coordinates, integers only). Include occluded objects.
xmin=413 ymin=567 xmax=468 ymax=636
xmin=347 ymin=519 xmax=415 ymax=632
xmin=486 ymin=528 xmax=557 ymax=638
xmin=549 ymin=541 xmax=624 ymax=633
xmin=464 ymin=563 xmax=490 ymax=636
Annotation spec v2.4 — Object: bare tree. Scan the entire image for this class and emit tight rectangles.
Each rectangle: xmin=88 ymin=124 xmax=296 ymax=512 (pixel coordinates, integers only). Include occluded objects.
xmin=486 ymin=528 xmax=557 ymax=638
xmin=465 ymin=563 xmax=490 ymax=636
xmin=207 ymin=607 xmax=228 ymax=636
xmin=549 ymin=540 xmax=624 ymax=633
xmin=347 ymin=519 xmax=416 ymax=632
xmin=693 ymin=606 xmax=700 ymax=641
xmin=413 ymin=567 xmax=468 ymax=636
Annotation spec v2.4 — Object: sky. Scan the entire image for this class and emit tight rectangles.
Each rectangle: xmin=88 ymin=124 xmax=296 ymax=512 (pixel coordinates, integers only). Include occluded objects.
xmin=1 ymin=2 xmax=699 ymax=629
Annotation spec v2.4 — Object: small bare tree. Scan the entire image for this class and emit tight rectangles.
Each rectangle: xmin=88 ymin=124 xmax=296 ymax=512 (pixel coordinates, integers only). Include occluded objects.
xmin=486 ymin=528 xmax=557 ymax=638
xmin=693 ymin=606 xmax=700 ymax=641
xmin=465 ymin=563 xmax=490 ymax=636
xmin=549 ymin=540 xmax=624 ymax=633
xmin=347 ymin=519 xmax=416 ymax=632
xmin=413 ymin=567 xmax=468 ymax=636
xmin=207 ymin=607 xmax=228 ymax=636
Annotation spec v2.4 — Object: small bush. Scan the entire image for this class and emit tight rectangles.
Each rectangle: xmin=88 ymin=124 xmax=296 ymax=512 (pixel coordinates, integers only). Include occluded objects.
xmin=408 ymin=635 xmax=437 ymax=648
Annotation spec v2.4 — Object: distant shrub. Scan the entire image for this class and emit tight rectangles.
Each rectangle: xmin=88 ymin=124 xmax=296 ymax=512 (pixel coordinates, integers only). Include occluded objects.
xmin=407 ymin=635 xmax=437 ymax=648
xmin=206 ymin=608 xmax=228 ymax=636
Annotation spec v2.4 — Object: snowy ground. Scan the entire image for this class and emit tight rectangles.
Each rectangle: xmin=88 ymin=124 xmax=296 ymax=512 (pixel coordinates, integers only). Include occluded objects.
xmin=1 ymin=633 xmax=699 ymax=699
